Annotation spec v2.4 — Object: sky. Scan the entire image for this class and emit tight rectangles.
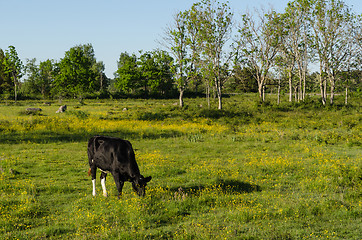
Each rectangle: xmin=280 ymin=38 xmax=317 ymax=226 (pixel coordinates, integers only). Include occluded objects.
xmin=1 ymin=0 xmax=362 ymax=78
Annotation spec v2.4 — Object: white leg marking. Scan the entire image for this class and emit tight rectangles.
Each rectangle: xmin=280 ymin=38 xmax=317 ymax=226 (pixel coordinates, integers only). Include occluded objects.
xmin=92 ymin=179 xmax=96 ymax=196
xmin=101 ymin=178 xmax=108 ymax=197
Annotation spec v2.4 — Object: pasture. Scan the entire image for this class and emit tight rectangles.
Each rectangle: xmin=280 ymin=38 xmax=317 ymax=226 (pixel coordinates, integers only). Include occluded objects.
xmin=0 ymin=95 xmax=361 ymax=239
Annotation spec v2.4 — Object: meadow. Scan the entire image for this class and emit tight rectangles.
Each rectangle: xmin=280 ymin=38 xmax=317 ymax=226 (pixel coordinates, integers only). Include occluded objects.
xmin=0 ymin=94 xmax=361 ymax=239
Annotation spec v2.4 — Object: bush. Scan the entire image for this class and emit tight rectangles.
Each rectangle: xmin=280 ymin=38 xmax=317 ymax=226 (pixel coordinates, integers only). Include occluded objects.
xmin=65 ymin=110 xmax=89 ymax=119
xmin=19 ymin=109 xmax=43 ymax=116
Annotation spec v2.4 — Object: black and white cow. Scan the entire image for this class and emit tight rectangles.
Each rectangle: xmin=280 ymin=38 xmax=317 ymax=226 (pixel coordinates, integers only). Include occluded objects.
xmin=87 ymin=136 xmax=151 ymax=198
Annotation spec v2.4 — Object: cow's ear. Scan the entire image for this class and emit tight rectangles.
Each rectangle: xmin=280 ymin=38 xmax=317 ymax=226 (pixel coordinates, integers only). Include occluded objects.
xmin=145 ymin=176 xmax=152 ymax=182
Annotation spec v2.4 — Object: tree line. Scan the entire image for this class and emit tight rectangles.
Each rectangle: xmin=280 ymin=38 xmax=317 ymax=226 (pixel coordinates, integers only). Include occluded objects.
xmin=1 ymin=0 xmax=361 ymax=108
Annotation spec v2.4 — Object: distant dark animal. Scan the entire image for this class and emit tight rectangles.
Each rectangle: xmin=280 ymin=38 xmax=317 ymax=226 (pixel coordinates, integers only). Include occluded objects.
xmin=87 ymin=136 xmax=151 ymax=198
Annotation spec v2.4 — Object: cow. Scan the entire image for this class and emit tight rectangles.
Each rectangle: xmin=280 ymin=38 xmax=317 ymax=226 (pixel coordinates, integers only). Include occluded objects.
xmin=87 ymin=136 xmax=151 ymax=198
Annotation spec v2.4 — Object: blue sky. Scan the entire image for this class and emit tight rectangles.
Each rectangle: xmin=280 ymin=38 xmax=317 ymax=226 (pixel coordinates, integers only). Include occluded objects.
xmin=1 ymin=0 xmax=361 ymax=77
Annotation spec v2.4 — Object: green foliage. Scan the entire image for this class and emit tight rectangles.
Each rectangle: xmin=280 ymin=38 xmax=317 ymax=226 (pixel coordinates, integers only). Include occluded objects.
xmin=227 ymin=66 xmax=258 ymax=93
xmin=19 ymin=109 xmax=43 ymax=116
xmin=149 ymin=50 xmax=174 ymax=95
xmin=51 ymin=44 xmax=106 ymax=100
xmin=114 ymin=50 xmax=174 ymax=97
xmin=0 ymin=49 xmax=12 ymax=94
xmin=66 ymin=110 xmax=90 ymax=119
xmin=3 ymin=46 xmax=23 ymax=80
xmin=23 ymin=59 xmax=55 ymax=98
xmin=186 ymin=0 xmax=233 ymax=109
xmin=115 ymin=52 xmax=140 ymax=93
xmin=0 ymin=46 xmax=23 ymax=101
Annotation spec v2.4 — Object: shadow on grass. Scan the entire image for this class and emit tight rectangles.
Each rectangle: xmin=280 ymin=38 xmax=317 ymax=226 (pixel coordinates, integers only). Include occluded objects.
xmin=216 ymin=179 xmax=262 ymax=193
xmin=0 ymin=129 xmax=184 ymax=144
xmin=169 ymin=179 xmax=261 ymax=195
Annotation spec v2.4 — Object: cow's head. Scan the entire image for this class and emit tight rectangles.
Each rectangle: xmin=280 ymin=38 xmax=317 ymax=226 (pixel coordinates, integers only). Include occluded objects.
xmin=132 ymin=175 xmax=152 ymax=197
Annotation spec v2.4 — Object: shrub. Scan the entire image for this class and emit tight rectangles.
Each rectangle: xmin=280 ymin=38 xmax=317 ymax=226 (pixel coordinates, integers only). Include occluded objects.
xmin=65 ymin=110 xmax=89 ymax=119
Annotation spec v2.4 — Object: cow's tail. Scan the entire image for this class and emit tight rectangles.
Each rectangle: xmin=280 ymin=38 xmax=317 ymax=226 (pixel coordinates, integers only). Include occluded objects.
xmin=87 ymin=168 xmax=92 ymax=177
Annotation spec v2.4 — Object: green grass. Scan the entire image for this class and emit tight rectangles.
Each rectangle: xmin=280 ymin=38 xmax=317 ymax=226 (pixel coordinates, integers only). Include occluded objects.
xmin=0 ymin=94 xmax=361 ymax=239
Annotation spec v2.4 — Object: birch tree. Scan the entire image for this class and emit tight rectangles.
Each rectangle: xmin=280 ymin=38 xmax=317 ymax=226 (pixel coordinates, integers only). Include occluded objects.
xmin=280 ymin=0 xmax=312 ymax=102
xmin=236 ymin=8 xmax=280 ymax=102
xmin=276 ymin=11 xmax=297 ymax=102
xmin=190 ymin=0 xmax=233 ymax=110
xmin=185 ymin=6 xmax=203 ymax=103
xmin=311 ymin=0 xmax=356 ymax=105
xmin=164 ymin=11 xmax=190 ymax=107
xmin=348 ymin=14 xmax=362 ymax=104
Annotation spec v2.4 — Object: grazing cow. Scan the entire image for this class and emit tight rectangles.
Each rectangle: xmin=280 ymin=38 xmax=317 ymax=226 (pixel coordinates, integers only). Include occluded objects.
xmin=87 ymin=136 xmax=151 ymax=198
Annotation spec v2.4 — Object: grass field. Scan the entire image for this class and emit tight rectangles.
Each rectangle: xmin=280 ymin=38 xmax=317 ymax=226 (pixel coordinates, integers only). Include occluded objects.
xmin=0 ymin=95 xmax=361 ymax=239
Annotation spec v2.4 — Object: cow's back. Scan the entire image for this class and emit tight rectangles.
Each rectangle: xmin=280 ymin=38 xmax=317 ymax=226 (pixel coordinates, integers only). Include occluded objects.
xmin=88 ymin=136 xmax=140 ymax=176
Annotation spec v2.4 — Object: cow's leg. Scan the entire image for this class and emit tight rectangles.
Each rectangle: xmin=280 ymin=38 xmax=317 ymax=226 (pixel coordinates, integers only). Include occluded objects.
xmin=90 ymin=166 xmax=97 ymax=196
xmin=112 ymin=172 xmax=124 ymax=199
xmin=100 ymin=172 xmax=108 ymax=197
xmin=117 ymin=181 xmax=124 ymax=199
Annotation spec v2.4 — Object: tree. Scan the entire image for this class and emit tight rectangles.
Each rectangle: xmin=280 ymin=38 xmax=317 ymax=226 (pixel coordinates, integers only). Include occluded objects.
xmin=115 ymin=50 xmax=174 ymax=96
xmin=164 ymin=11 xmax=190 ymax=107
xmin=52 ymin=44 xmax=99 ymax=100
xmin=91 ymin=61 xmax=108 ymax=92
xmin=24 ymin=58 xmax=54 ymax=98
xmin=38 ymin=59 xmax=55 ymax=97
xmin=236 ymin=8 xmax=280 ymax=102
xmin=278 ymin=0 xmax=312 ymax=102
xmin=0 ymin=49 xmax=12 ymax=95
xmin=311 ymin=0 xmax=357 ymax=105
xmin=2 ymin=46 xmax=23 ymax=101
xmin=185 ymin=6 xmax=204 ymax=97
xmin=24 ymin=58 xmax=40 ymax=95
xmin=151 ymin=50 xmax=174 ymax=95
xmin=190 ymin=0 xmax=233 ymax=110
xmin=138 ymin=51 xmax=158 ymax=95
xmin=138 ymin=50 xmax=174 ymax=96
xmin=275 ymin=14 xmax=296 ymax=103
xmin=229 ymin=65 xmax=258 ymax=93
xmin=115 ymin=52 xmax=140 ymax=93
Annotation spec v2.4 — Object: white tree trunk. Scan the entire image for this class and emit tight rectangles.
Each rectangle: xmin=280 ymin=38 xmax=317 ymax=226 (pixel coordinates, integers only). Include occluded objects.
xmin=289 ymin=71 xmax=293 ymax=102
xmin=179 ymin=89 xmax=184 ymax=108
xmin=277 ymin=79 xmax=281 ymax=105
